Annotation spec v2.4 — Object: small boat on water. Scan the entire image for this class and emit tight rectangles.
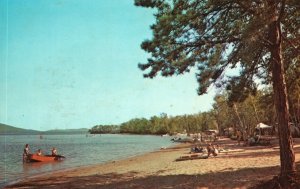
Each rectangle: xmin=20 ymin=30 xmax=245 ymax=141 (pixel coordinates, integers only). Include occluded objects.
xmin=27 ymin=154 xmax=65 ymax=162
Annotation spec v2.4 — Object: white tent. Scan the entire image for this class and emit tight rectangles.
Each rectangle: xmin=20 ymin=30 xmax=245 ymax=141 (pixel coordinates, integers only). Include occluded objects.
xmin=256 ymin=123 xmax=272 ymax=129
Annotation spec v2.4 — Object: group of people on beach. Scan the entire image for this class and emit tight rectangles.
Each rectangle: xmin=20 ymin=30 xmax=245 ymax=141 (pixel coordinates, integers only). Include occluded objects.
xmin=191 ymin=143 xmax=221 ymax=158
xmin=236 ymin=128 xmax=264 ymax=146
xmin=22 ymin=144 xmax=58 ymax=162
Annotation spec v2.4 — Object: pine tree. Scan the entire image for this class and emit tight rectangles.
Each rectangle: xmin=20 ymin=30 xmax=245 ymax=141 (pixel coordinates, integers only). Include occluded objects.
xmin=135 ymin=0 xmax=300 ymax=185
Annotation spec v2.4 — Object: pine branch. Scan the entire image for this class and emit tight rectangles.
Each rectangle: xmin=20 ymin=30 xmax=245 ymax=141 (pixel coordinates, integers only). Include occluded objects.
xmin=281 ymin=34 xmax=300 ymax=54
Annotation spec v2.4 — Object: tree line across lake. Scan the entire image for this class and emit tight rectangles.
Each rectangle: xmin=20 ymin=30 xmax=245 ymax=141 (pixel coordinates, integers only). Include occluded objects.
xmin=89 ymin=87 xmax=300 ymax=136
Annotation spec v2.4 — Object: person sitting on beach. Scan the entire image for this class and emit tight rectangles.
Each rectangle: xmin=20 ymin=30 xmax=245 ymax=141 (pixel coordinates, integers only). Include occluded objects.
xmin=191 ymin=146 xmax=203 ymax=153
xmin=23 ymin=144 xmax=30 ymax=162
xmin=213 ymin=144 xmax=219 ymax=155
xmin=215 ymin=144 xmax=225 ymax=152
xmin=51 ymin=147 xmax=57 ymax=156
xmin=248 ymin=137 xmax=256 ymax=146
xmin=36 ymin=149 xmax=42 ymax=156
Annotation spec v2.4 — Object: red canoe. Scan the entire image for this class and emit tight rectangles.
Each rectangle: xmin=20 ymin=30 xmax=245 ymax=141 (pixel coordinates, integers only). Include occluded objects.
xmin=28 ymin=154 xmax=65 ymax=162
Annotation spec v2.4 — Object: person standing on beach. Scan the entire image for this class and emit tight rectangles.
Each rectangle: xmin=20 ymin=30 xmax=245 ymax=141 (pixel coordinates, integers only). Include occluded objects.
xmin=207 ymin=144 xmax=217 ymax=157
xmin=23 ymin=144 xmax=30 ymax=163
xmin=236 ymin=129 xmax=242 ymax=145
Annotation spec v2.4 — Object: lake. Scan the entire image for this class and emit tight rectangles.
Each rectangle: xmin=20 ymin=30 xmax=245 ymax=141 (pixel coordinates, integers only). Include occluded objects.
xmin=0 ymin=134 xmax=174 ymax=187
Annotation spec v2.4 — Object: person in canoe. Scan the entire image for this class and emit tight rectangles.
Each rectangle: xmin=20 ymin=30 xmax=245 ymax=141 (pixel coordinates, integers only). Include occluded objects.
xmin=23 ymin=144 xmax=30 ymax=163
xmin=51 ymin=147 xmax=57 ymax=156
xmin=36 ymin=149 xmax=43 ymax=156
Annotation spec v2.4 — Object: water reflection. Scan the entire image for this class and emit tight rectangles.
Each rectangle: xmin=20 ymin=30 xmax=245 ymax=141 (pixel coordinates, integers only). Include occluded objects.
xmin=22 ymin=161 xmax=64 ymax=177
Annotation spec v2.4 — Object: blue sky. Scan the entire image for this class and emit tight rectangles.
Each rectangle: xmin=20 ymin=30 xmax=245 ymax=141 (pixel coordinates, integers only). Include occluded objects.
xmin=0 ymin=0 xmax=215 ymax=131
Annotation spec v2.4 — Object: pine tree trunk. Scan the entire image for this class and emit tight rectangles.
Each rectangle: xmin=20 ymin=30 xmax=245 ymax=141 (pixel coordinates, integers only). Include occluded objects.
xmin=269 ymin=10 xmax=296 ymax=178
xmin=250 ymin=96 xmax=260 ymax=123
xmin=233 ymin=103 xmax=243 ymax=129
xmin=296 ymin=94 xmax=300 ymax=127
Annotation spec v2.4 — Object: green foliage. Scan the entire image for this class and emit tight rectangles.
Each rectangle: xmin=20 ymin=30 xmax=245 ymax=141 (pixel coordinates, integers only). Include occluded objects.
xmin=212 ymin=89 xmax=277 ymax=136
xmin=89 ymin=125 xmax=120 ymax=134
xmin=89 ymin=87 xmax=294 ymax=136
xmin=286 ymin=55 xmax=300 ymax=126
xmin=91 ymin=112 xmax=217 ymax=135
xmin=120 ymin=118 xmax=151 ymax=134
xmin=135 ymin=0 xmax=299 ymax=97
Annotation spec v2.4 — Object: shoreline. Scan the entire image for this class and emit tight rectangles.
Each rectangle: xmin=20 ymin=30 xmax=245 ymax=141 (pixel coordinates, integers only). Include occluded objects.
xmin=1 ymin=134 xmax=175 ymax=188
xmin=4 ymin=141 xmax=181 ymax=185
xmin=4 ymin=142 xmax=189 ymax=188
xmin=4 ymin=138 xmax=300 ymax=188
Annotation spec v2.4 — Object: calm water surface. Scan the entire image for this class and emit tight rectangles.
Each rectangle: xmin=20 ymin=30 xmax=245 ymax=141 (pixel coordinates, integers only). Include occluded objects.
xmin=0 ymin=134 xmax=174 ymax=187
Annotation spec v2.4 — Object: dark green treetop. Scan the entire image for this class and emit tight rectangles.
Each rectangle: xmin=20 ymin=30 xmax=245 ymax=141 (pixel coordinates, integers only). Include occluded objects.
xmin=135 ymin=0 xmax=299 ymax=97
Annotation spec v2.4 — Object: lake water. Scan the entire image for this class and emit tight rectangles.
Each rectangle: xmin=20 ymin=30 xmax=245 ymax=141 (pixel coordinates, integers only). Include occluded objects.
xmin=0 ymin=134 xmax=174 ymax=187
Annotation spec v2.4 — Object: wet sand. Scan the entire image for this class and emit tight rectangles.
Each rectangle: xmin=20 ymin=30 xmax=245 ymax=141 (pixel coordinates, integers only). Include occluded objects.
xmin=5 ymin=137 xmax=300 ymax=189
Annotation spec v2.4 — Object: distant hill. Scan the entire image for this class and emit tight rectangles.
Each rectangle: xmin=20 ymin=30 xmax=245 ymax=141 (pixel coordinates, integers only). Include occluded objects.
xmin=0 ymin=123 xmax=39 ymax=135
xmin=42 ymin=128 xmax=89 ymax=135
xmin=0 ymin=123 xmax=89 ymax=135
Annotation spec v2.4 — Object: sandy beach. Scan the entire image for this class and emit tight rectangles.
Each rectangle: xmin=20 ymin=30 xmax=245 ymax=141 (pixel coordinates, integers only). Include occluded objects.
xmin=5 ymin=137 xmax=300 ymax=189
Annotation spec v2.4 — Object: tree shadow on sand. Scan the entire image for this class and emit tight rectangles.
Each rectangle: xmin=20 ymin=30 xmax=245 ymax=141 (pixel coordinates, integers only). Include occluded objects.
xmin=6 ymin=141 xmax=300 ymax=189
xmin=6 ymin=162 xmax=300 ymax=189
